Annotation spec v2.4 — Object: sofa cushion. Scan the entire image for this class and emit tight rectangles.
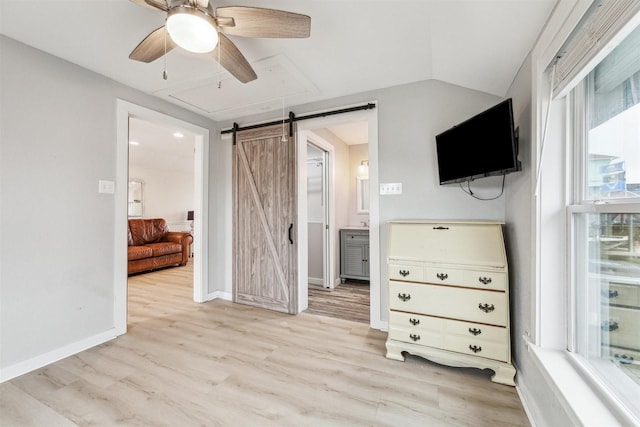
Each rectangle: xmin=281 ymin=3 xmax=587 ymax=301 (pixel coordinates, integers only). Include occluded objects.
xmin=128 ymin=245 xmax=153 ymax=261
xmin=146 ymin=242 xmax=182 ymax=257
xmin=128 ymin=218 xmax=169 ymax=246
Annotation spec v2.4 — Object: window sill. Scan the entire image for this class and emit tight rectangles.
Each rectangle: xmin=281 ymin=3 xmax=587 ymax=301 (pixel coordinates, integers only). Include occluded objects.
xmin=527 ymin=342 xmax=637 ymax=426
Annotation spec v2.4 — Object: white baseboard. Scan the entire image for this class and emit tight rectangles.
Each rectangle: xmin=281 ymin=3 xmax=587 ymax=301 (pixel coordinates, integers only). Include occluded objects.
xmin=516 ymin=383 xmax=537 ymax=427
xmin=308 ymin=277 xmax=323 ymax=286
xmin=208 ymin=290 xmax=232 ymax=301
xmin=0 ymin=328 xmax=118 ymax=383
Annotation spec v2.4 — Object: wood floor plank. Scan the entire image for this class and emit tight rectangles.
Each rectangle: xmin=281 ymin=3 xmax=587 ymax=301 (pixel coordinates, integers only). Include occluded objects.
xmin=306 ymin=282 xmax=370 ymax=323
xmin=1 ymin=261 xmax=530 ymax=426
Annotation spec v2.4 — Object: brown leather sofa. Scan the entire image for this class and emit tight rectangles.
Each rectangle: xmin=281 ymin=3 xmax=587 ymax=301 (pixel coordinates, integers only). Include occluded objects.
xmin=127 ymin=218 xmax=193 ymax=275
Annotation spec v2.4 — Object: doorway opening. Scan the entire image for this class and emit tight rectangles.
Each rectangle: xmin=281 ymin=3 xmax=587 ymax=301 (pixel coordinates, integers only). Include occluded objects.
xmin=127 ymin=117 xmax=196 ymax=298
xmin=115 ymin=100 xmax=209 ymax=335
xmin=306 ymin=141 xmax=332 ymax=290
xmin=296 ymin=105 xmax=380 ymax=328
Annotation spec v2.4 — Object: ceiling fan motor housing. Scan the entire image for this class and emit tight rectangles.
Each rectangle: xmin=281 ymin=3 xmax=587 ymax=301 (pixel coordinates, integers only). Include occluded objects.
xmin=166 ymin=2 xmax=219 ymax=53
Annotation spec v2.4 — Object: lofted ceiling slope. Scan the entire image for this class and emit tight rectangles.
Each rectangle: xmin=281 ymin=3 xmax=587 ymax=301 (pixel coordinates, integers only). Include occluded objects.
xmin=0 ymin=0 xmax=556 ymax=122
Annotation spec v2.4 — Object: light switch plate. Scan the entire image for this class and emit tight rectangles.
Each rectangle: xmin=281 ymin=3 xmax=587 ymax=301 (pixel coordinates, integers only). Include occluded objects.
xmin=380 ymin=183 xmax=402 ymax=195
xmin=98 ymin=180 xmax=115 ymax=194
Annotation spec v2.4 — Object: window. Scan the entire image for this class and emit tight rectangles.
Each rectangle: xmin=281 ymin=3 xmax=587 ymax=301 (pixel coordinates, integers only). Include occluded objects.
xmin=569 ymin=22 xmax=640 ymax=419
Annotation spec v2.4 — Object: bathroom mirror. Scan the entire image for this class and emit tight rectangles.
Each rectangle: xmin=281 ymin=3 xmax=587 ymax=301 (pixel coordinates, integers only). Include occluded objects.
xmin=356 ymin=177 xmax=370 ymax=214
xmin=128 ymin=180 xmax=143 ymax=217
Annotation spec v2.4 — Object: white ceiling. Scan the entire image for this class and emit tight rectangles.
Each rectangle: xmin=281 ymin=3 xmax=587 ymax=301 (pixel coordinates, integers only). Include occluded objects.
xmin=128 ymin=117 xmax=196 ymax=174
xmin=0 ymin=0 xmax=557 ymax=123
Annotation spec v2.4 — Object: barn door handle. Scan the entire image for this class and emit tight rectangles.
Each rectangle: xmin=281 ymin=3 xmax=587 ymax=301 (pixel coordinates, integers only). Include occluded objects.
xmin=288 ymin=224 xmax=293 ymax=244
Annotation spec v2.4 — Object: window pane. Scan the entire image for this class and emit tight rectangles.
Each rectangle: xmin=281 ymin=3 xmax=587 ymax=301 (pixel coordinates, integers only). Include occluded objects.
xmin=573 ymin=23 xmax=640 ymax=419
xmin=577 ymin=212 xmax=640 ymax=415
xmin=586 ymin=25 xmax=640 ymax=200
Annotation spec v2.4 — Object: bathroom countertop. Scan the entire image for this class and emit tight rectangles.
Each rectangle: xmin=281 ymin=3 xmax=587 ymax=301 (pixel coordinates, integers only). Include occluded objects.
xmin=341 ymin=226 xmax=369 ymax=230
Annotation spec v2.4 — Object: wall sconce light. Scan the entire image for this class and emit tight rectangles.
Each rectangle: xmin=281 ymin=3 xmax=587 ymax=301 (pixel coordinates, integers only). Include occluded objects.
xmin=357 ymin=160 xmax=369 ymax=179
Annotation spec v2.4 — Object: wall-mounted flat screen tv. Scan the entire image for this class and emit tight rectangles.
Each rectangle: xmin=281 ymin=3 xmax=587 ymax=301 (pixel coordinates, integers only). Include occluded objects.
xmin=435 ymin=98 xmax=521 ymax=185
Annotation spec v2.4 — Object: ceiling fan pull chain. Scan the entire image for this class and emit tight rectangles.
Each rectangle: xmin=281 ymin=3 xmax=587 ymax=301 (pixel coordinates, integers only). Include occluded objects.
xmin=162 ymin=27 xmax=168 ymax=80
xmin=217 ymin=38 xmax=222 ymax=89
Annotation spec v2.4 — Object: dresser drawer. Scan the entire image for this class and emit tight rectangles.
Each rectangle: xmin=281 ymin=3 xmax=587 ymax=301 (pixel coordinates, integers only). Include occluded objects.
xmin=388 ymin=326 xmax=444 ymax=348
xmin=388 ymin=326 xmax=509 ymax=362
xmin=342 ymin=230 xmax=369 ymax=243
xmin=390 ymin=281 xmax=508 ymax=326
xmin=462 ymin=271 xmax=507 ymax=291
xmin=423 ymin=268 xmax=506 ymax=291
xmin=602 ymin=306 xmax=640 ymax=350
xmin=444 ymin=335 xmax=509 ymax=362
xmin=389 ymin=311 xmax=508 ymax=343
xmin=389 ymin=311 xmax=444 ymax=331
xmin=389 ymin=264 xmax=423 ymax=282
xmin=443 ymin=318 xmax=508 ymax=342
xmin=603 ymin=282 xmax=640 ymax=308
xmin=424 ymin=267 xmax=463 ymax=286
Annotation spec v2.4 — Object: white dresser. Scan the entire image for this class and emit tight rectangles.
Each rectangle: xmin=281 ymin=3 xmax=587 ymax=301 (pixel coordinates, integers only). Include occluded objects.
xmin=385 ymin=220 xmax=516 ymax=386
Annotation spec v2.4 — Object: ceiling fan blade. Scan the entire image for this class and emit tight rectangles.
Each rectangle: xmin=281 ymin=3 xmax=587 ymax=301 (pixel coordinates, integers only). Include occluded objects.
xmin=129 ymin=26 xmax=175 ymax=63
xmin=130 ymin=0 xmax=168 ymax=12
xmin=213 ymin=33 xmax=257 ymax=83
xmin=215 ymin=7 xmax=311 ymax=38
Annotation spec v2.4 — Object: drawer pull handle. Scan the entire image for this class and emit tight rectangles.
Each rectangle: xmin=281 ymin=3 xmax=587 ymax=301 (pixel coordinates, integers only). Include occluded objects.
xmin=399 ymin=269 xmax=410 ymax=277
xmin=614 ymin=354 xmax=634 ymax=365
xmin=478 ymin=303 xmax=495 ymax=313
xmin=433 ymin=226 xmax=449 ymax=230
xmin=409 ymin=334 xmax=420 ymax=342
xmin=397 ymin=293 xmax=411 ymax=302
xmin=478 ymin=276 xmax=492 ymax=285
xmin=409 ymin=318 xmax=420 ymax=326
xmin=601 ymin=321 xmax=619 ymax=332
xmin=469 ymin=345 xmax=482 ymax=353
xmin=468 ymin=328 xmax=482 ymax=336
xmin=602 ymin=289 xmax=619 ymax=298
xmin=436 ymin=273 xmax=448 ymax=281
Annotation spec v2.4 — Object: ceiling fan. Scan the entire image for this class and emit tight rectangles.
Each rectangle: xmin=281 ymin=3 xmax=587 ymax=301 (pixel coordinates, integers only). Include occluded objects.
xmin=129 ymin=0 xmax=311 ymax=83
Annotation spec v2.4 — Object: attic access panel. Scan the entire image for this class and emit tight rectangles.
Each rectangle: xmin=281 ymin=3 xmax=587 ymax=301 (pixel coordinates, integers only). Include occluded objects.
xmin=155 ymin=55 xmax=317 ymax=118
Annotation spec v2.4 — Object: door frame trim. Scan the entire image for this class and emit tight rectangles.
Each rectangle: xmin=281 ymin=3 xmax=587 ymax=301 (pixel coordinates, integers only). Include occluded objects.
xmin=296 ymin=103 xmax=381 ymax=329
xmin=115 ymin=100 xmax=210 ymax=334
xmin=303 ymin=134 xmax=336 ymax=302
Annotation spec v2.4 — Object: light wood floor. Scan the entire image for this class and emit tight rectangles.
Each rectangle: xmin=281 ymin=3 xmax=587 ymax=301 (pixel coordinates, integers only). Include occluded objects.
xmin=306 ymin=281 xmax=370 ymax=324
xmin=1 ymin=263 xmax=530 ymax=426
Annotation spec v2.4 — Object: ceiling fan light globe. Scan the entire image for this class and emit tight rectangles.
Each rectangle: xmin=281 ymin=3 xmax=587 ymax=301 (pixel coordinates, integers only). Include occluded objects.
xmin=166 ymin=9 xmax=218 ymax=53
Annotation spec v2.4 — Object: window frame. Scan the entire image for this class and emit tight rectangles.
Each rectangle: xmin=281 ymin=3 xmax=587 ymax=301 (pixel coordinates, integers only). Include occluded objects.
xmin=566 ymin=73 xmax=640 ymax=420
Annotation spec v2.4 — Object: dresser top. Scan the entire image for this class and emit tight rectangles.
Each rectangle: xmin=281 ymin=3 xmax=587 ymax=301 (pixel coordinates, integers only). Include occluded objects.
xmin=388 ymin=221 xmax=507 ymax=269
xmin=388 ymin=220 xmax=505 ymax=225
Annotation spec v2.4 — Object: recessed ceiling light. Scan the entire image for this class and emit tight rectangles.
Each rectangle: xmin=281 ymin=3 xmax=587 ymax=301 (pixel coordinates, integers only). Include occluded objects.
xmin=173 ymin=132 xmax=185 ymax=138
xmin=129 ymin=140 xmax=140 ymax=145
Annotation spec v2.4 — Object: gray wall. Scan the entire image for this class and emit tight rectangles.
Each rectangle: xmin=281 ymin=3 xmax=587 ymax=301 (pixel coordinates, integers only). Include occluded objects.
xmin=503 ymin=55 xmax=575 ymax=426
xmin=218 ymin=79 xmax=507 ymax=318
xmin=1 ymin=34 xmax=537 ymax=389
xmin=348 ymin=143 xmax=369 ymax=227
xmin=0 ymin=36 xmax=218 ymax=373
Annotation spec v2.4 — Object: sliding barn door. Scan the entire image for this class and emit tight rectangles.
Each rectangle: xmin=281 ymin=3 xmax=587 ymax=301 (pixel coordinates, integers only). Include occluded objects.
xmin=232 ymin=124 xmax=298 ymax=314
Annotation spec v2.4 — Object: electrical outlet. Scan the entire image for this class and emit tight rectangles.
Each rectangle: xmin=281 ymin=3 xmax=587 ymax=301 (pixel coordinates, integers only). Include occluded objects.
xmin=380 ymin=183 xmax=402 ymax=195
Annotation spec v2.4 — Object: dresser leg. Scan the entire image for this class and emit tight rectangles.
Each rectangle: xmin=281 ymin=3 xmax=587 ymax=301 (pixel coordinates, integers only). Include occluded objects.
xmin=385 ymin=341 xmax=406 ymax=361
xmin=491 ymin=364 xmax=516 ymax=386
